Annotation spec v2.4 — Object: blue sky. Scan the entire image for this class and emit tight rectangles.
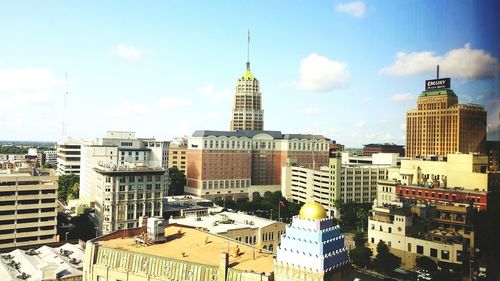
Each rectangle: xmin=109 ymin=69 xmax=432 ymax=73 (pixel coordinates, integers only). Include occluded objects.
xmin=0 ymin=0 xmax=498 ymax=146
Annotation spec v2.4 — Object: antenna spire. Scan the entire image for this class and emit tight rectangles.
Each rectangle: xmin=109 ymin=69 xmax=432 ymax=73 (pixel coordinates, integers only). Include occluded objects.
xmin=62 ymin=72 xmax=68 ymax=140
xmin=437 ymin=65 xmax=440 ymax=79
xmin=246 ymin=30 xmax=250 ymax=70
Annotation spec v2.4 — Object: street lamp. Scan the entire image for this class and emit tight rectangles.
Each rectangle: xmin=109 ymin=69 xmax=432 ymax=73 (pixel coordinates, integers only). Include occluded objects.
xmin=65 ymin=232 xmax=69 ymax=241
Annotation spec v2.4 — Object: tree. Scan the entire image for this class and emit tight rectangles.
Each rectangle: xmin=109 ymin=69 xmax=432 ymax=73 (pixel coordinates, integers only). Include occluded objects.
xmin=224 ymin=198 xmax=237 ymax=209
xmin=373 ymin=241 xmax=400 ymax=273
xmin=353 ymin=230 xmax=366 ymax=248
xmin=355 ymin=208 xmax=368 ymax=230
xmin=58 ymin=174 xmax=79 ymax=202
xmin=168 ymin=167 xmax=186 ymax=196
xmin=350 ymin=246 xmax=372 ymax=268
xmin=416 ymin=256 xmax=437 ymax=272
xmin=67 ymin=183 xmax=80 ymax=201
xmin=263 ymin=191 xmax=273 ymax=199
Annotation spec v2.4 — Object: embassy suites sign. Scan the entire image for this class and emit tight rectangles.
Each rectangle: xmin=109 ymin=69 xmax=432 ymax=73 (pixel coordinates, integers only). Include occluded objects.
xmin=425 ymin=78 xmax=451 ymax=90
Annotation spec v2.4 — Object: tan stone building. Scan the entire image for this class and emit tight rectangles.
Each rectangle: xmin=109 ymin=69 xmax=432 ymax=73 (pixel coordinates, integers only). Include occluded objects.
xmin=368 ymin=204 xmax=467 ymax=269
xmin=406 ymin=78 xmax=486 ymax=158
xmin=82 ymin=223 xmax=275 ymax=281
xmin=168 ymin=143 xmax=187 ymax=175
xmin=0 ymin=168 xmax=58 ymax=250
xmin=229 ymin=60 xmax=264 ymax=131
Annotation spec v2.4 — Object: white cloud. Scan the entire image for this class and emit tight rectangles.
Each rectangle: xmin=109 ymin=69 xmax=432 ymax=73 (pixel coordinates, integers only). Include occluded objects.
xmin=112 ymin=44 xmax=142 ymax=61
xmin=380 ymin=43 xmax=498 ymax=79
xmin=0 ymin=92 xmax=53 ymax=108
xmin=304 ymin=106 xmax=321 ymax=114
xmin=356 ymin=120 xmax=365 ymax=128
xmin=198 ymin=83 xmax=231 ymax=102
xmin=299 ymin=53 xmax=349 ymax=92
xmin=0 ymin=67 xmax=62 ymax=91
xmin=391 ymin=92 xmax=414 ymax=102
xmin=198 ymin=83 xmax=214 ymax=96
xmin=335 ymin=1 xmax=366 ymax=18
xmin=206 ymin=111 xmax=220 ymax=120
xmin=211 ymin=89 xmax=231 ymax=102
xmin=107 ymin=102 xmax=150 ymax=117
xmin=361 ymin=97 xmax=372 ymax=103
xmin=158 ymin=96 xmax=192 ymax=108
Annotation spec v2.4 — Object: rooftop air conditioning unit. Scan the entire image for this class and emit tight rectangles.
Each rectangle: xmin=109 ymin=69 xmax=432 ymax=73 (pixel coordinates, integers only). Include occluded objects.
xmin=147 ymin=218 xmax=166 ymax=243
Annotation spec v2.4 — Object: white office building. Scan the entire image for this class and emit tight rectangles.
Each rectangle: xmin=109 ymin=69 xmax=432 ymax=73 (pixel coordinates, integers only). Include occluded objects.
xmin=79 ymin=131 xmax=169 ymax=235
xmin=57 ymin=139 xmax=82 ymax=175
xmin=282 ymin=153 xmax=394 ymax=217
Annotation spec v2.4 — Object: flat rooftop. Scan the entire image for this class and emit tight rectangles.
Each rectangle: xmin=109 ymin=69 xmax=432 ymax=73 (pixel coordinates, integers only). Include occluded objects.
xmin=170 ymin=211 xmax=281 ymax=233
xmin=97 ymin=224 xmax=274 ymax=273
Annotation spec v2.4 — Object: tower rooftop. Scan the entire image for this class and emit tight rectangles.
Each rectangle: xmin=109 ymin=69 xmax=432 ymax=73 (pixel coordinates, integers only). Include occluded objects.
xmin=241 ymin=69 xmax=255 ymax=80
xmin=419 ymin=89 xmax=457 ymax=97
xmin=299 ymin=201 xmax=327 ymax=220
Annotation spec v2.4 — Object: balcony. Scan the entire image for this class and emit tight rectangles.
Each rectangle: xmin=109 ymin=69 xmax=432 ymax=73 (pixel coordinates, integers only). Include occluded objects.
xmin=16 ymin=211 xmax=57 ymax=219
xmin=16 ymin=229 xmax=55 ymax=238
xmin=16 ymin=203 xmax=56 ymax=210
xmin=369 ymin=215 xmax=393 ymax=224
xmin=15 ymin=237 xmax=56 ymax=247
xmin=0 ymin=232 xmax=15 ymax=240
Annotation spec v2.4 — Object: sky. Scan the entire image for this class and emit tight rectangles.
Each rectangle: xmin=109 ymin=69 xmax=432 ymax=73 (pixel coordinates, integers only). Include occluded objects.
xmin=0 ymin=0 xmax=498 ymax=147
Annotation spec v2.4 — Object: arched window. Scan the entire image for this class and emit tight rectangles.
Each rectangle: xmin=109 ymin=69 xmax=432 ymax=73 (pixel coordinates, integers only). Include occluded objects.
xmin=269 ymin=244 xmax=273 ymax=252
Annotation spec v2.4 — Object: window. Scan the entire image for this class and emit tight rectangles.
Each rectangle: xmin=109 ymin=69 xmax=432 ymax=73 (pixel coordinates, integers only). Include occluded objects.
xmin=430 ymin=248 xmax=437 ymax=257
xmin=371 ymin=237 xmax=374 ymax=243
xmin=417 ymin=245 xmax=424 ymax=254
xmin=388 ymin=227 xmax=392 ymax=233
xmin=441 ymin=250 xmax=449 ymax=260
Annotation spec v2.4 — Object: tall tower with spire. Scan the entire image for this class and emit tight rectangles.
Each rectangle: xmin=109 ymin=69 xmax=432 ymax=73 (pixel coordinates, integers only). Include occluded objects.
xmin=229 ymin=31 xmax=264 ymax=131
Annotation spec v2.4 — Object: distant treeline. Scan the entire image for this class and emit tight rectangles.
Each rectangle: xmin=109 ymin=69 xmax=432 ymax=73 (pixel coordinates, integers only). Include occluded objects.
xmin=0 ymin=140 xmax=56 ymax=147
xmin=0 ymin=145 xmax=56 ymax=154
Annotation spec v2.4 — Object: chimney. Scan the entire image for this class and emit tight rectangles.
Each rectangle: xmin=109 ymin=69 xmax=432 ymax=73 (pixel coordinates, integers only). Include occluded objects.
xmin=218 ymin=252 xmax=229 ymax=281
xmin=141 ymin=216 xmax=148 ymax=243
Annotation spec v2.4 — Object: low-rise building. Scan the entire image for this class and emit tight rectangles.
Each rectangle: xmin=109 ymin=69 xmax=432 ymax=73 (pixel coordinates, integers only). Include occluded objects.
xmin=43 ymin=150 xmax=58 ymax=167
xmin=377 ymin=180 xmax=488 ymax=212
xmin=0 ymin=169 xmax=58 ymax=250
xmin=82 ymin=220 xmax=276 ymax=281
xmin=363 ymin=143 xmax=405 ymax=156
xmin=398 ymin=153 xmax=489 ymax=191
xmin=0 ymin=243 xmax=84 ymax=281
xmin=170 ymin=211 xmax=285 ymax=254
xmin=164 ymin=195 xmax=213 ymax=218
xmin=367 ymin=204 xmax=466 ymax=269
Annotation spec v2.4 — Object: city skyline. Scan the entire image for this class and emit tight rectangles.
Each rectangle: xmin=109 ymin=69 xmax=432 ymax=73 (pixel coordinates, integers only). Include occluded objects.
xmin=0 ymin=1 xmax=498 ymax=147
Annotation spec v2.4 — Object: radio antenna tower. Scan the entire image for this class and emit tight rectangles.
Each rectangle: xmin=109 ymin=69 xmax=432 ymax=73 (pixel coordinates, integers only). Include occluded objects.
xmin=61 ymin=72 xmax=68 ymax=140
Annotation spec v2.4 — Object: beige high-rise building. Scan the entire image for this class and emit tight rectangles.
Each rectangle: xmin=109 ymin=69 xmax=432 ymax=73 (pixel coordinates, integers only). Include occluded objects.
xmin=229 ymin=36 xmax=264 ymax=131
xmin=406 ymin=77 xmax=486 ymax=158
xmin=0 ymin=168 xmax=58 ymax=250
